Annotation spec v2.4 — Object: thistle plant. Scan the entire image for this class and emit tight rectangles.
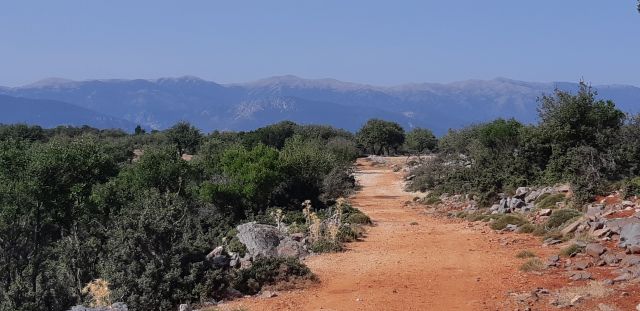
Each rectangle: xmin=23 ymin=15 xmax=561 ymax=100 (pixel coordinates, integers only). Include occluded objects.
xmin=82 ymin=279 xmax=111 ymax=307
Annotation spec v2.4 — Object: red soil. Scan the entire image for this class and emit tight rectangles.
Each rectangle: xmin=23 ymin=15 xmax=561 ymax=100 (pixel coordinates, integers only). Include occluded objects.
xmin=214 ymin=158 xmax=639 ymax=311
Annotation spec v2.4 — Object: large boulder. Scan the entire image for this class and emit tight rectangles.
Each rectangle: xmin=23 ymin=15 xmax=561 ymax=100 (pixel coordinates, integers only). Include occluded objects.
xmin=620 ymin=223 xmax=640 ymax=251
xmin=606 ymin=217 xmax=640 ymax=234
xmin=236 ymin=222 xmax=284 ymax=258
xmin=236 ymin=222 xmax=308 ymax=259
xmin=514 ymin=187 xmax=530 ymax=199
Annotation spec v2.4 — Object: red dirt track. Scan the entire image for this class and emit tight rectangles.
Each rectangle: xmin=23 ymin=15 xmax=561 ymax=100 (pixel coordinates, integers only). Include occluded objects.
xmin=216 ymin=158 xmax=636 ymax=311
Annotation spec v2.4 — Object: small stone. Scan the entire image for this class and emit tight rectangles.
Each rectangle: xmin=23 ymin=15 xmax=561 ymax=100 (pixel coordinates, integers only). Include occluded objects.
xmin=570 ymin=295 xmax=583 ymax=305
xmin=573 ymin=260 xmax=591 ymax=270
xmin=585 ymin=243 xmax=607 ymax=258
xmin=206 ymin=246 xmax=224 ymax=260
xmin=178 ymin=304 xmax=192 ymax=311
xmin=538 ymin=209 xmax=552 ymax=217
xmin=260 ymin=290 xmax=278 ymax=298
xmin=569 ymin=271 xmax=592 ymax=281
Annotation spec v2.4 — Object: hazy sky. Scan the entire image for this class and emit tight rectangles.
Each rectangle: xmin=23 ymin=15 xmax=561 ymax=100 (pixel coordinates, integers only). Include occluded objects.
xmin=1 ymin=1 xmax=639 ymax=86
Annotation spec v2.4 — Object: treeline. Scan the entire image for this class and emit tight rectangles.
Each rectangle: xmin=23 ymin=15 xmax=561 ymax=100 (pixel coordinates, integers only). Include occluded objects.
xmin=408 ymin=82 xmax=640 ymax=206
xmin=0 ymin=121 xmax=359 ymax=310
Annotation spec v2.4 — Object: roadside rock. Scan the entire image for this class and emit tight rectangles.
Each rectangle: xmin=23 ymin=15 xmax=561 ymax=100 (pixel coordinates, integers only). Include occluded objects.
xmin=561 ymin=218 xmax=584 ymax=236
xmin=621 ymin=255 xmax=640 ymax=267
xmin=619 ymin=223 xmax=640 ymax=251
xmin=236 ymin=222 xmax=284 ymax=258
xmin=568 ymin=271 xmax=592 ymax=281
xmin=236 ymin=222 xmax=308 ymax=259
xmin=606 ymin=218 xmax=640 ymax=235
xmin=601 ymin=253 xmax=622 ymax=266
xmin=276 ymin=237 xmax=307 ymax=258
xmin=585 ymin=243 xmax=607 ymax=258
xmin=206 ymin=246 xmax=224 ymax=261
xmin=538 ymin=209 xmax=552 ymax=217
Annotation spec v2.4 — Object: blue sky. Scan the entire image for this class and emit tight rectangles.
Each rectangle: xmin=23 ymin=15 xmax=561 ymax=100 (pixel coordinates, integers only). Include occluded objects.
xmin=1 ymin=1 xmax=639 ymax=86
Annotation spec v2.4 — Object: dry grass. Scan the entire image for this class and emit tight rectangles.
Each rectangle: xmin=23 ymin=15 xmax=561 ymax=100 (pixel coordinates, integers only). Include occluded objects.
xmin=516 ymin=250 xmax=536 ymax=259
xmin=519 ymin=258 xmax=545 ymax=272
xmin=82 ymin=279 xmax=111 ymax=307
xmin=553 ymin=281 xmax=613 ymax=306
xmin=560 ymin=244 xmax=584 ymax=257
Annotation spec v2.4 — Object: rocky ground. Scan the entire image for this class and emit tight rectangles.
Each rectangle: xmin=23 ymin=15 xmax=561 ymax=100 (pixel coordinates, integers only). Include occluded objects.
xmin=208 ymin=157 xmax=639 ymax=311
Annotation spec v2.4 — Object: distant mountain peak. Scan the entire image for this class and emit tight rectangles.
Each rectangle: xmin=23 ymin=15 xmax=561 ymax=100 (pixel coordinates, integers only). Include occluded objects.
xmin=154 ymin=75 xmax=206 ymax=84
xmin=23 ymin=77 xmax=76 ymax=88
xmin=241 ymin=75 xmax=373 ymax=91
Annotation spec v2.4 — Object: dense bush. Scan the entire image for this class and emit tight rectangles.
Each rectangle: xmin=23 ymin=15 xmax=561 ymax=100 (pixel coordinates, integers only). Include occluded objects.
xmin=0 ymin=121 xmax=356 ymax=311
xmin=545 ymin=209 xmax=582 ymax=229
xmin=408 ymin=82 xmax=636 ymax=207
xmin=232 ymin=257 xmax=316 ymax=295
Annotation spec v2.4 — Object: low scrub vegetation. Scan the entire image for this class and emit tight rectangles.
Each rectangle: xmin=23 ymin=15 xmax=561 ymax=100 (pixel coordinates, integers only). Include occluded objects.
xmin=516 ymin=250 xmax=537 ymax=259
xmin=0 ymin=121 xmax=358 ymax=311
xmin=232 ymin=257 xmax=317 ymax=295
xmin=490 ymin=214 xmax=529 ymax=230
xmin=546 ymin=209 xmax=582 ymax=229
xmin=560 ymin=244 xmax=585 ymax=257
xmin=535 ymin=193 xmax=566 ymax=209
xmin=520 ymin=258 xmax=545 ymax=272
xmin=407 ymin=83 xmax=640 ymax=208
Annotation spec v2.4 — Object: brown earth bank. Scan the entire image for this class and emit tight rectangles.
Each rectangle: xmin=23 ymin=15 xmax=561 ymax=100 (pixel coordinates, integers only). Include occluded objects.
xmin=214 ymin=158 xmax=639 ymax=311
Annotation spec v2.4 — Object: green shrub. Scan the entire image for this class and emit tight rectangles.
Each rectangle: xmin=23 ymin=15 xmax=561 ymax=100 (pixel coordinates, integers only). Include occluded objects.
xmin=336 ymin=225 xmax=360 ymax=243
xmin=542 ymin=230 xmax=564 ymax=241
xmin=516 ymin=250 xmax=537 ymax=259
xmin=310 ymin=239 xmax=344 ymax=253
xmin=546 ymin=209 xmax=582 ymax=229
xmin=423 ymin=196 xmax=442 ymax=205
xmin=622 ymin=176 xmax=640 ymax=198
xmin=342 ymin=206 xmax=372 ymax=225
xmin=535 ymin=193 xmax=565 ymax=209
xmin=232 ymin=257 xmax=316 ymax=295
xmin=466 ymin=213 xmax=488 ymax=222
xmin=517 ymin=223 xmax=536 ymax=234
xmin=560 ymin=244 xmax=585 ymax=257
xmin=490 ymin=214 xmax=529 ymax=230
xmin=520 ymin=258 xmax=545 ymax=272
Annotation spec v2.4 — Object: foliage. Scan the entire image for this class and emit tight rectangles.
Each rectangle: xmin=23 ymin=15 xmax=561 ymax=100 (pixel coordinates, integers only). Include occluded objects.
xmin=559 ymin=244 xmax=585 ymax=257
xmin=490 ymin=214 xmax=529 ymax=230
xmin=232 ymin=257 xmax=315 ymax=295
xmin=535 ymin=193 xmax=566 ymax=209
xmin=408 ymin=82 xmax=631 ymax=207
xmin=166 ymin=121 xmax=202 ymax=155
xmin=356 ymin=119 xmax=405 ymax=155
xmin=0 ymin=120 xmax=355 ymax=311
xmin=310 ymin=239 xmax=344 ymax=253
xmin=546 ymin=209 xmax=582 ymax=229
xmin=520 ymin=258 xmax=545 ymax=272
xmin=516 ymin=250 xmax=537 ymax=259
xmin=405 ymin=128 xmax=437 ymax=153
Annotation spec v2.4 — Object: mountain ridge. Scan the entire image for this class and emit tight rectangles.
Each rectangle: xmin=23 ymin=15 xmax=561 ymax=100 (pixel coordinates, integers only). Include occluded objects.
xmin=1 ymin=76 xmax=639 ymax=134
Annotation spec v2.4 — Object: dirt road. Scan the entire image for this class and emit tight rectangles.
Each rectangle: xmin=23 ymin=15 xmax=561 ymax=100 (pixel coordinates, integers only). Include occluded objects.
xmin=217 ymin=158 xmax=557 ymax=310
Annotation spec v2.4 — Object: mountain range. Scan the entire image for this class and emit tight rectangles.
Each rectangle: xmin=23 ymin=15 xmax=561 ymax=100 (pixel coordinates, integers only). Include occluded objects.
xmin=1 ymin=75 xmax=639 ymax=134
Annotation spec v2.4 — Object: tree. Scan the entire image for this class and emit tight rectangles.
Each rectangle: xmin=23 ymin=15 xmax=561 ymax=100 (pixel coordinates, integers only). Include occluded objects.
xmin=538 ymin=82 xmax=625 ymax=184
xmin=356 ymin=119 xmax=405 ymax=155
xmin=405 ymin=128 xmax=437 ymax=153
xmin=134 ymin=125 xmax=146 ymax=135
xmin=166 ymin=122 xmax=202 ymax=155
